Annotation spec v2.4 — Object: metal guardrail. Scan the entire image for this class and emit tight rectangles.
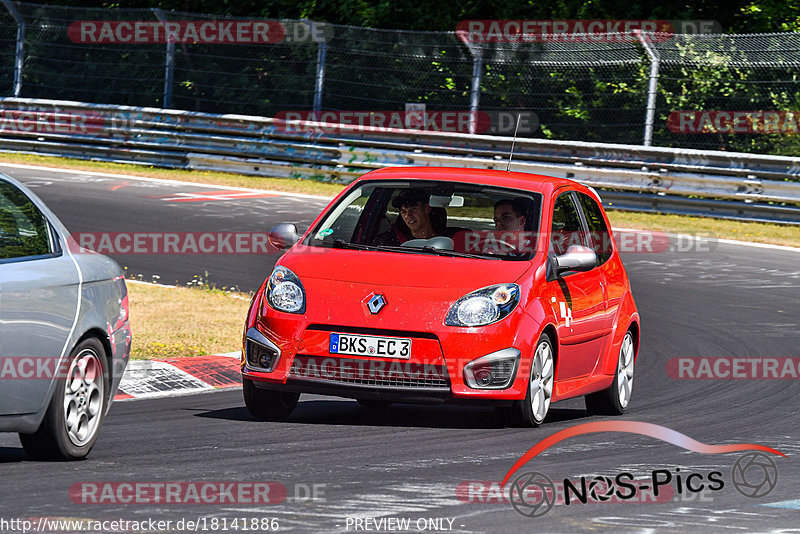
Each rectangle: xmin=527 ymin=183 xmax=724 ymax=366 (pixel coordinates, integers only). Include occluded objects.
xmin=1 ymin=98 xmax=799 ymax=224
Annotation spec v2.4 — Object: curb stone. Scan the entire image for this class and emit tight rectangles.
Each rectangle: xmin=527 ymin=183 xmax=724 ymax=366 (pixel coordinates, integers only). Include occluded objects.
xmin=115 ymin=352 xmax=242 ymax=401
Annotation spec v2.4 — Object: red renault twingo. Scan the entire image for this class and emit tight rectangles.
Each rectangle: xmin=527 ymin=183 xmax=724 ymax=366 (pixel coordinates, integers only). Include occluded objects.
xmin=242 ymin=167 xmax=639 ymax=426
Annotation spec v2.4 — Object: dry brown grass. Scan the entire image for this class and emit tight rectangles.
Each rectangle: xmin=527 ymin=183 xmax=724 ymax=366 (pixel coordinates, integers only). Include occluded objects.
xmin=127 ymin=281 xmax=251 ymax=360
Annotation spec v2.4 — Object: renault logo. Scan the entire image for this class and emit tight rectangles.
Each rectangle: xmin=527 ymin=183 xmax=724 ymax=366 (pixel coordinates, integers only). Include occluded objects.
xmin=367 ymin=294 xmax=386 ymax=314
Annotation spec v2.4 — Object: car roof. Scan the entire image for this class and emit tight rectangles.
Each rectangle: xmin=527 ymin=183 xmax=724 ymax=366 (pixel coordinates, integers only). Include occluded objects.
xmin=356 ymin=166 xmax=584 ymax=197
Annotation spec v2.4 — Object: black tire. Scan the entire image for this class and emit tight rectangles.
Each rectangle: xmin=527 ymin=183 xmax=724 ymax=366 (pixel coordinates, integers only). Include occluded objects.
xmin=19 ymin=338 xmax=109 ymax=461
xmin=243 ymin=378 xmax=299 ymax=421
xmin=585 ymin=331 xmax=635 ymax=415
xmin=356 ymin=399 xmax=391 ymax=409
xmin=509 ymin=332 xmax=555 ymax=427
xmin=494 ymin=405 xmax=521 ymax=427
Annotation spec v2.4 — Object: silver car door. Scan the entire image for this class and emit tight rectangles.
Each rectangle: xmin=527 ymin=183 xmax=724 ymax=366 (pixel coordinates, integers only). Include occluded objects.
xmin=0 ymin=179 xmax=80 ymax=415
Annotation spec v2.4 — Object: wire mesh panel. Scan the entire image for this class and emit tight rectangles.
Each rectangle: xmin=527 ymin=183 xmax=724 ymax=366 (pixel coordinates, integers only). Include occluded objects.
xmin=14 ymin=3 xmax=164 ymax=106
xmin=652 ymin=33 xmax=800 ymax=155
xmin=0 ymin=9 xmax=16 ymax=96
xmin=163 ymin=10 xmax=318 ymax=116
xmin=322 ymin=26 xmax=473 ymax=114
xmin=1 ymin=3 xmax=800 ymax=154
xmin=473 ymin=37 xmax=648 ymax=142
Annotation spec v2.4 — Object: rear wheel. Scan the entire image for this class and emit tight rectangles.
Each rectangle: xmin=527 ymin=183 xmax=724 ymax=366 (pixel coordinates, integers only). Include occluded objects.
xmin=243 ymin=378 xmax=299 ymax=421
xmin=585 ymin=331 xmax=635 ymax=415
xmin=19 ymin=338 xmax=108 ymax=460
xmin=505 ymin=333 xmax=555 ymax=427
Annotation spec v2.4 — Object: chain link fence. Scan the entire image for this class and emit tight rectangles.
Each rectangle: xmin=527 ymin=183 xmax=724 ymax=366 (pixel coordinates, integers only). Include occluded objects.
xmin=1 ymin=2 xmax=800 ymax=155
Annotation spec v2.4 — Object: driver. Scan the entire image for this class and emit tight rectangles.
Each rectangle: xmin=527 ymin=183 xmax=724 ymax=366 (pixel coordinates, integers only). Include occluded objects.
xmin=393 ymin=188 xmax=439 ymax=240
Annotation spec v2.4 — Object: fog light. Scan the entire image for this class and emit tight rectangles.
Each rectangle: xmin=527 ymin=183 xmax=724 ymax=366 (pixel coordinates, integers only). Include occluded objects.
xmin=474 ymin=368 xmax=493 ymax=387
xmin=463 ymin=348 xmax=520 ymax=389
xmin=245 ymin=327 xmax=281 ymax=372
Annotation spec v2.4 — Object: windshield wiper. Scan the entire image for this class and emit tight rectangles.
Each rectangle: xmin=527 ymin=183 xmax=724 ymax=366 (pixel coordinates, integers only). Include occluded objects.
xmin=383 ymin=245 xmax=504 ymax=260
xmin=332 ymin=240 xmax=419 ymax=254
xmin=332 ymin=240 xmax=509 ymax=260
xmin=423 ymin=246 xmax=504 ymax=260
xmin=332 ymin=239 xmax=379 ymax=251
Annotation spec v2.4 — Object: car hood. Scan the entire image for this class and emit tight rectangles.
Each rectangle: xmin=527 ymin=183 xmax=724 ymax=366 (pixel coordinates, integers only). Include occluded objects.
xmin=279 ymin=246 xmax=532 ymax=289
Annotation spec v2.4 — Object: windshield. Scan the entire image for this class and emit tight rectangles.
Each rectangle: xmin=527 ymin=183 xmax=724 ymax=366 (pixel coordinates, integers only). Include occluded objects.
xmin=304 ymin=180 xmax=542 ymax=260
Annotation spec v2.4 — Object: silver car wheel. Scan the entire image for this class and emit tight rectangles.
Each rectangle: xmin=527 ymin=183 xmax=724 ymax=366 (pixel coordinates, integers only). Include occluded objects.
xmin=530 ymin=339 xmax=554 ymax=424
xmin=616 ymin=332 xmax=635 ymax=409
xmin=63 ymin=348 xmax=105 ymax=446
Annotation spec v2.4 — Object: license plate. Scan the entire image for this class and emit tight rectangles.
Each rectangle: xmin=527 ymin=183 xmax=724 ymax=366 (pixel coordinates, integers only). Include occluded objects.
xmin=329 ymin=333 xmax=411 ymax=359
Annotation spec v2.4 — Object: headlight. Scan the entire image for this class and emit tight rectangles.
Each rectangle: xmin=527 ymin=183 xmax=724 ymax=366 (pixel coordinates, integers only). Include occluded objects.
xmin=266 ymin=266 xmax=306 ymax=314
xmin=445 ymin=284 xmax=520 ymax=327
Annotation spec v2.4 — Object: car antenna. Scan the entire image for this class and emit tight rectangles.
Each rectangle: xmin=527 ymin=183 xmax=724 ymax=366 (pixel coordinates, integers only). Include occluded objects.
xmin=506 ymin=113 xmax=522 ymax=172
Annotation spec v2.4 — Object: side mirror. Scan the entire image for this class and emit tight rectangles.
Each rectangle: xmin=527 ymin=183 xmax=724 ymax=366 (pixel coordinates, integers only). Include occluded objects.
xmin=268 ymin=223 xmax=300 ymax=250
xmin=555 ymin=245 xmax=597 ymax=275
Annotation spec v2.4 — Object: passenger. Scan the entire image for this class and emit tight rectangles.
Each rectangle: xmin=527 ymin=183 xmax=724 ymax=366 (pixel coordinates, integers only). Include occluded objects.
xmin=493 ymin=198 xmax=528 ymax=232
xmin=488 ymin=197 xmax=536 ymax=254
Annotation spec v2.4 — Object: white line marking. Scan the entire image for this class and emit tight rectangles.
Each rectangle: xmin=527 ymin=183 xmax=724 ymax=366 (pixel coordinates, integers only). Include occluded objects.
xmin=0 ymin=161 xmax=334 ymax=200
xmin=613 ymin=226 xmax=800 ymax=253
xmin=215 ymin=351 xmax=242 ymax=358
xmin=115 ymin=386 xmax=233 ymax=402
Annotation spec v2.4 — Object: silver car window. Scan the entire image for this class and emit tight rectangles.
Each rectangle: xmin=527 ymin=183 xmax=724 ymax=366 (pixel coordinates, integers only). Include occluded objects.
xmin=0 ymin=180 xmax=52 ymax=260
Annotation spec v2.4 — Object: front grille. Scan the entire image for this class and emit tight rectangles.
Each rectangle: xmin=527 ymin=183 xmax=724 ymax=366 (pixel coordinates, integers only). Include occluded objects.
xmin=289 ymin=355 xmax=450 ymax=389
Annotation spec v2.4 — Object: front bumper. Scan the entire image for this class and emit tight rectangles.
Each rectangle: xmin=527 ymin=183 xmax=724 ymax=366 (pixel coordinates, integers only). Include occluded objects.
xmin=108 ymin=320 xmax=132 ymax=407
xmin=242 ymin=309 xmax=544 ymax=402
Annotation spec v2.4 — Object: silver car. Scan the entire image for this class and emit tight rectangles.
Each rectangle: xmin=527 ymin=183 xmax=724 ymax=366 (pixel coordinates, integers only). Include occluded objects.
xmin=0 ymin=174 xmax=130 ymax=460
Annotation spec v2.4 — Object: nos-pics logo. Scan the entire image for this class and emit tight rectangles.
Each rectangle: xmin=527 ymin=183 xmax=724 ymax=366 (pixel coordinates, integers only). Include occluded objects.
xmin=503 ymin=421 xmax=783 ymax=518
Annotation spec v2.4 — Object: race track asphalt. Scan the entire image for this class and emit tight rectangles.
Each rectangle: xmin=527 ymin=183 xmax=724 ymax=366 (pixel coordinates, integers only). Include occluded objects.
xmin=1 ymin=163 xmax=799 ymax=533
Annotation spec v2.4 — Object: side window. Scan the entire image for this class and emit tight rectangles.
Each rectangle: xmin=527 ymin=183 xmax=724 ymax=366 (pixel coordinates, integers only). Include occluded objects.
xmin=0 ymin=181 xmax=52 ymax=261
xmin=550 ymin=192 xmax=585 ymax=256
xmin=577 ymin=192 xmax=613 ymax=265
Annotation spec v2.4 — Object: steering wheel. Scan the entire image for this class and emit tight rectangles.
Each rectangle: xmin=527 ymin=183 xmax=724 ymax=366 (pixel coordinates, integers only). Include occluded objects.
xmin=474 ymin=236 xmax=519 ymax=254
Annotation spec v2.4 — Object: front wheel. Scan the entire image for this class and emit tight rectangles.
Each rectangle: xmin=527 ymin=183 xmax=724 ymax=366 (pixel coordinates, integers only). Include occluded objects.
xmin=505 ymin=332 xmax=555 ymax=427
xmin=243 ymin=378 xmax=299 ymax=421
xmin=19 ymin=338 xmax=109 ymax=460
xmin=585 ymin=331 xmax=635 ymax=415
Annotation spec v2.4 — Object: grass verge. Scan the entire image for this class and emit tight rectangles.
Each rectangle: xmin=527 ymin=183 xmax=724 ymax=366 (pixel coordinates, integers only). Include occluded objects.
xmin=1 ymin=152 xmax=797 ymax=247
xmin=127 ymin=281 xmax=250 ymax=360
